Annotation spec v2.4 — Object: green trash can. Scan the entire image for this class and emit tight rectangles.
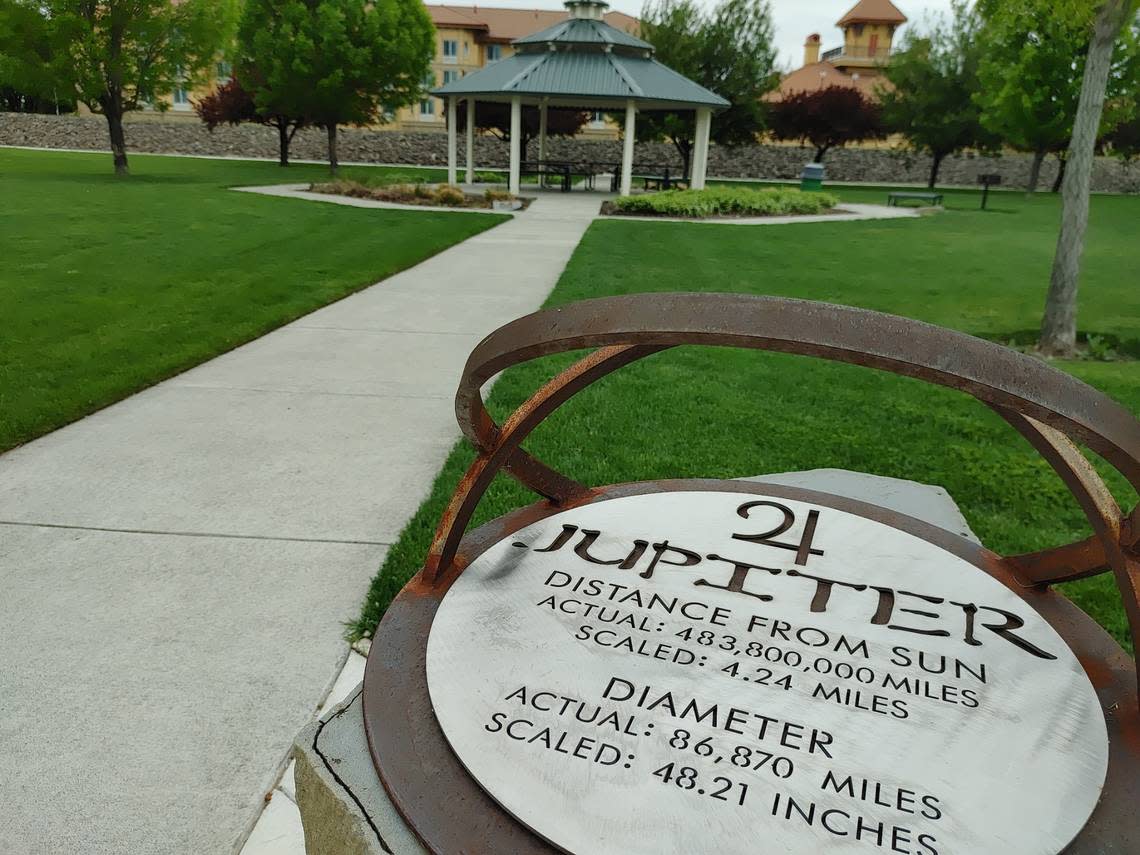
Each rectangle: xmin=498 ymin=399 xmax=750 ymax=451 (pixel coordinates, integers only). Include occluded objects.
xmin=800 ymin=162 xmax=825 ymax=192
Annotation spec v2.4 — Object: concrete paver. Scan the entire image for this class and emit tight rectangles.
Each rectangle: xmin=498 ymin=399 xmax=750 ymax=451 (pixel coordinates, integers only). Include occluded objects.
xmin=0 ymin=524 xmax=384 ymax=855
xmin=0 ymin=191 xmax=599 ymax=853
xmin=239 ymin=793 xmax=307 ymax=855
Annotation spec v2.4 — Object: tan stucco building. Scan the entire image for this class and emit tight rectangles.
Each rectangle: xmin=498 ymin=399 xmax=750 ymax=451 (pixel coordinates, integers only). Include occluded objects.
xmin=773 ymin=0 xmax=907 ymax=101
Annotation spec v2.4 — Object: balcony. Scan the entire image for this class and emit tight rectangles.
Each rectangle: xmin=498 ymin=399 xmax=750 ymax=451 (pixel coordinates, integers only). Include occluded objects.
xmin=821 ymin=45 xmax=891 ymax=62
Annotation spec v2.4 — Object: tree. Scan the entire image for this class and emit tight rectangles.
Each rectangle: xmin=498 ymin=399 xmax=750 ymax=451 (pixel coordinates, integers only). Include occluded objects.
xmin=194 ymin=78 xmax=308 ymax=166
xmin=638 ymin=0 xmax=778 ymax=178
xmin=1102 ymin=16 xmax=1140 ymax=160
xmin=455 ymin=102 xmax=588 ymax=160
xmin=1040 ymin=0 xmax=1139 ymax=355
xmin=879 ymin=1 xmax=998 ymax=188
xmin=238 ymin=0 xmax=433 ymax=173
xmin=768 ymin=86 xmax=885 ymax=162
xmin=1105 ymin=113 xmax=1140 ymax=159
xmin=975 ymin=1 xmax=1096 ymax=193
xmin=0 ymin=0 xmax=234 ymax=174
xmin=0 ymin=0 xmax=73 ymax=113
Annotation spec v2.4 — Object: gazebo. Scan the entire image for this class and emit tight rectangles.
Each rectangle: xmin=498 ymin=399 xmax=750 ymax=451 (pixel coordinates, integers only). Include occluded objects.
xmin=433 ymin=0 xmax=730 ymax=195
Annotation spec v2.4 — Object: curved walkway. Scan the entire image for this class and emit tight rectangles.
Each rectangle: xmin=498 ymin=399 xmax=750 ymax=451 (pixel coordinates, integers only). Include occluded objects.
xmin=0 ymin=191 xmax=601 ymax=854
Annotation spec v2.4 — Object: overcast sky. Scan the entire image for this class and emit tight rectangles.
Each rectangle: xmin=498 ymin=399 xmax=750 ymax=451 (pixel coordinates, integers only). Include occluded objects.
xmin=478 ymin=0 xmax=959 ymax=71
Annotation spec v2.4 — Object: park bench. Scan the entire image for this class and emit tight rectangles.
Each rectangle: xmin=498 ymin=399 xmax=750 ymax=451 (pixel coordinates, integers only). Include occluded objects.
xmin=887 ymin=190 xmax=943 ymax=207
xmin=610 ymin=163 xmax=687 ymax=192
xmin=519 ymin=160 xmax=572 ymax=192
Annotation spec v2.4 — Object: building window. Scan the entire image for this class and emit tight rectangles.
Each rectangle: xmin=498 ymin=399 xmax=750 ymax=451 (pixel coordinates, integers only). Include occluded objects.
xmin=443 ymin=39 xmax=458 ymax=63
xmin=589 ymin=111 xmax=605 ymax=127
xmin=486 ymin=44 xmax=502 ymax=62
xmin=172 ymin=68 xmax=190 ymax=109
xmin=443 ymin=70 xmax=459 ymax=85
xmin=216 ymin=61 xmax=232 ymax=81
xmin=419 ymin=71 xmax=435 ymax=116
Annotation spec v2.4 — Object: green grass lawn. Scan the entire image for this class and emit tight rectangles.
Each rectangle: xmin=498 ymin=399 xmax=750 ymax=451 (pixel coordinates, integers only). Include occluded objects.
xmin=0 ymin=148 xmax=506 ymax=452
xmin=353 ymin=183 xmax=1140 ymax=648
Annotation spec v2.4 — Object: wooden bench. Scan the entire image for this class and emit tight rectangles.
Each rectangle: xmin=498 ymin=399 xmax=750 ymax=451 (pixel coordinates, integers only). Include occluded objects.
xmin=519 ymin=161 xmax=572 ymax=192
xmin=888 ymin=191 xmax=943 ymax=207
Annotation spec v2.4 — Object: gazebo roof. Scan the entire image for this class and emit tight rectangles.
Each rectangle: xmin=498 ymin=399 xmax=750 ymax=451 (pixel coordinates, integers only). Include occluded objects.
xmin=433 ymin=0 xmax=728 ymax=110
xmin=513 ymin=17 xmax=652 ymax=50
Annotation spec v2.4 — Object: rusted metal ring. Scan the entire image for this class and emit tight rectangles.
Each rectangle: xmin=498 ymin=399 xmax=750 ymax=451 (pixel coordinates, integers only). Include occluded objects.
xmin=441 ymin=294 xmax=1140 ymax=675
xmin=455 ymin=295 xmax=1140 ymax=490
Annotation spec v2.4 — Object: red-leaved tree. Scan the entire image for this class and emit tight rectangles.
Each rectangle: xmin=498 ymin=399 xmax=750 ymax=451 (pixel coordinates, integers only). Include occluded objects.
xmin=194 ymin=79 xmax=308 ymax=166
xmin=456 ymin=101 xmax=589 ymax=160
xmin=768 ymin=86 xmax=885 ymax=161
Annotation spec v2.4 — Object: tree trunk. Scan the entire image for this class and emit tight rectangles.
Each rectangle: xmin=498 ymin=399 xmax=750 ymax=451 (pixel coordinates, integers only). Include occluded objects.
xmin=814 ymin=144 xmax=829 ymax=162
xmin=326 ymin=124 xmax=338 ymax=173
xmin=670 ymin=136 xmax=693 ymax=181
xmin=104 ymin=108 xmax=129 ymax=175
xmin=1051 ymin=154 xmax=1067 ymax=192
xmin=276 ymin=121 xmax=290 ymax=166
xmin=928 ymin=151 xmax=945 ymax=189
xmin=1026 ymin=149 xmax=1046 ymax=195
xmin=1040 ymin=0 xmax=1130 ymax=356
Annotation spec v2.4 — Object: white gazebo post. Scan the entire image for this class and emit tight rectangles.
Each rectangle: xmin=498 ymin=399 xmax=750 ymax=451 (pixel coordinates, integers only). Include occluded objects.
xmin=620 ymin=99 xmax=636 ymax=196
xmin=447 ymin=96 xmax=458 ymax=186
xmin=509 ymin=96 xmax=522 ymax=195
xmin=538 ymin=100 xmax=548 ymax=161
xmin=465 ymin=98 xmax=475 ymax=184
xmin=691 ymin=107 xmax=711 ymax=190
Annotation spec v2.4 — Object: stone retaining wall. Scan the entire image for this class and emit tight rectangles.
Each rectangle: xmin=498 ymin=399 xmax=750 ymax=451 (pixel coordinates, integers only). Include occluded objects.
xmin=4 ymin=111 xmax=1138 ymax=192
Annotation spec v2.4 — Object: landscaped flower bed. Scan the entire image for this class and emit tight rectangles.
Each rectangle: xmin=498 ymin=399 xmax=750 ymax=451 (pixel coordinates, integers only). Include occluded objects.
xmin=310 ymin=178 xmax=525 ymax=210
xmin=603 ymin=186 xmax=840 ymax=219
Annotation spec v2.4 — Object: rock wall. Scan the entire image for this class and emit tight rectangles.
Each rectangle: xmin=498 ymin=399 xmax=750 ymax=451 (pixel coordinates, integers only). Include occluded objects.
xmin=4 ymin=111 xmax=1138 ymax=193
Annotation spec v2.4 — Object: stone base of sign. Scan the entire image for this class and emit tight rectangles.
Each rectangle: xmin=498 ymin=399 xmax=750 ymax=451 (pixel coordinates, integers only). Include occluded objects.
xmin=294 ymin=688 xmax=429 ymax=855
xmin=739 ymin=468 xmax=980 ymax=544
xmin=293 ymin=469 xmax=979 ymax=854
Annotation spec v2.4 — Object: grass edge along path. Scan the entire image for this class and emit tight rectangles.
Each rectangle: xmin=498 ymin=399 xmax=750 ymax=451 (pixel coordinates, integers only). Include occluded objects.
xmin=0 ymin=149 xmax=507 ymax=453
xmin=352 ymin=187 xmax=1140 ymax=648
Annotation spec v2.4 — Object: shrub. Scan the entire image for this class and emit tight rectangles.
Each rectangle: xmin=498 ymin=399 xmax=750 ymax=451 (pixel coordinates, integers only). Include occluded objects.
xmin=484 ymin=189 xmax=513 ymax=201
xmin=310 ymin=179 xmax=485 ymax=209
xmin=611 ymin=186 xmax=839 ymax=218
xmin=434 ymin=185 xmax=467 ymax=206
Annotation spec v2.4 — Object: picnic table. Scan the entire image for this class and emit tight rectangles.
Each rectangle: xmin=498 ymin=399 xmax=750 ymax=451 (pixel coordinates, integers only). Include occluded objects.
xmin=519 ymin=160 xmax=573 ymax=192
xmin=608 ymin=163 xmax=687 ymax=192
xmin=887 ymin=191 xmax=943 ymax=207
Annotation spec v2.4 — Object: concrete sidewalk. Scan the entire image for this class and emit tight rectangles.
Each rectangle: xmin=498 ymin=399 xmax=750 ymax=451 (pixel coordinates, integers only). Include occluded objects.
xmin=0 ymin=192 xmax=600 ymax=854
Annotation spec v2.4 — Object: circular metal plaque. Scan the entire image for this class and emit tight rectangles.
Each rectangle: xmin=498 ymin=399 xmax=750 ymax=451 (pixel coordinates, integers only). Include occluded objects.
xmin=426 ymin=491 xmax=1109 ymax=855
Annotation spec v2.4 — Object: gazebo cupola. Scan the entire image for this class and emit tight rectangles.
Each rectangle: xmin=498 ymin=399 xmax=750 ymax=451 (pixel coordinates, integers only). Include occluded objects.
xmin=433 ymin=0 xmax=729 ymax=194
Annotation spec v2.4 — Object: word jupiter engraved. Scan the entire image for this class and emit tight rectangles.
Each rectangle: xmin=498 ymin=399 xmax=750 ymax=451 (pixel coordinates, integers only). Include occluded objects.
xmin=424 ymin=491 xmax=1108 ymax=855
xmin=522 ymin=502 xmax=1056 ymax=661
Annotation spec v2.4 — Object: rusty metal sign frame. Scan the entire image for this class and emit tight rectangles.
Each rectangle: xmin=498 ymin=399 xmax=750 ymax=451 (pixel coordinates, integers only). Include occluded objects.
xmin=361 ymin=294 xmax=1140 ymax=854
